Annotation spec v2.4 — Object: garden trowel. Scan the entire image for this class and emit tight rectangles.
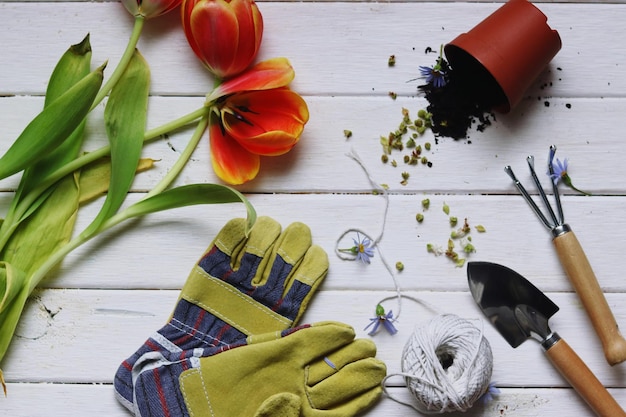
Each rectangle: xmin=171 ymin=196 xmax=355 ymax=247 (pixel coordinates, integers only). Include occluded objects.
xmin=467 ymin=261 xmax=625 ymax=417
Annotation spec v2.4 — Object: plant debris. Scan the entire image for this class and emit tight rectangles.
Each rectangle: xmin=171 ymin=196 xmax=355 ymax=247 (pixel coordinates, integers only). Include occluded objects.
xmin=419 ymin=201 xmax=486 ymax=267
xmin=379 ymin=107 xmax=435 ymax=185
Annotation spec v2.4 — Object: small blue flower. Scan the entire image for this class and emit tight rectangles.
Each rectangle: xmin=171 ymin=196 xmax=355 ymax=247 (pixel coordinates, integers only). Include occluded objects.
xmin=419 ymin=64 xmax=446 ymax=88
xmin=352 ymin=233 xmax=375 ymax=264
xmin=478 ymin=381 xmax=500 ymax=404
xmin=364 ymin=304 xmax=398 ymax=336
xmin=337 ymin=232 xmax=375 ymax=264
xmin=547 ymin=146 xmax=590 ymax=195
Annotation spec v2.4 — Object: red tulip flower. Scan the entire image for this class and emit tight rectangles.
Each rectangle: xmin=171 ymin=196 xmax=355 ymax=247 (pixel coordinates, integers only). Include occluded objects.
xmin=122 ymin=0 xmax=182 ymax=18
xmin=205 ymin=58 xmax=309 ymax=184
xmin=182 ymin=0 xmax=263 ymax=79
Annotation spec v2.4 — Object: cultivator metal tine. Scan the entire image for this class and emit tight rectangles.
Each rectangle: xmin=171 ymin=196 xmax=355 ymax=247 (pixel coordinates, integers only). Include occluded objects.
xmin=505 ymin=145 xmax=567 ymax=233
xmin=548 ymin=145 xmax=565 ymax=225
xmin=504 ymin=165 xmax=554 ymax=230
xmin=526 ymin=155 xmax=559 ymax=226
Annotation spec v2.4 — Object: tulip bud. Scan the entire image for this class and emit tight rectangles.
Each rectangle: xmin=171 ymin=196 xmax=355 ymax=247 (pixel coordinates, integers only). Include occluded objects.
xmin=122 ymin=0 xmax=182 ymax=19
xmin=182 ymin=0 xmax=263 ymax=79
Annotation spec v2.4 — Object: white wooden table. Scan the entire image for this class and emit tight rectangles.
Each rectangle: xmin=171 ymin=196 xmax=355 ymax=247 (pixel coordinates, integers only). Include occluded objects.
xmin=2 ymin=0 xmax=626 ymax=415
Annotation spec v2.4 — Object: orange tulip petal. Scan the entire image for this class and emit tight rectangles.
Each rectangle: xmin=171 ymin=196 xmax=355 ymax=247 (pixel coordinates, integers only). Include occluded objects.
xmin=225 ymin=0 xmax=263 ymax=76
xmin=222 ymin=88 xmax=309 ymax=156
xmin=209 ymin=118 xmax=260 ymax=184
xmin=182 ymin=0 xmax=202 ymax=59
xmin=189 ymin=0 xmax=240 ymax=77
xmin=207 ymin=58 xmax=295 ymax=101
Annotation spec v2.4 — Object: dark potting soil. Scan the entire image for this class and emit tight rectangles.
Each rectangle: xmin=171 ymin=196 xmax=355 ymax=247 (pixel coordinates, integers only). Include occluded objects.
xmin=418 ymin=58 xmax=500 ymax=140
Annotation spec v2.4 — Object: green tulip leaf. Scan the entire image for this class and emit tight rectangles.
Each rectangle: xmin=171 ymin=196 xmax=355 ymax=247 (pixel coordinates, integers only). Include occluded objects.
xmin=0 ymin=174 xmax=79 ymax=278
xmin=0 ymin=63 xmax=104 ymax=181
xmin=0 ymin=283 xmax=30 ymax=368
xmin=0 ymin=262 xmax=27 ymax=316
xmin=0 ymin=35 xmax=94 ymax=251
xmin=83 ymin=49 xmax=149 ymax=236
xmin=118 ymin=184 xmax=256 ymax=234
xmin=19 ymin=34 xmax=93 ymax=192
xmin=78 ymin=156 xmax=156 ymax=204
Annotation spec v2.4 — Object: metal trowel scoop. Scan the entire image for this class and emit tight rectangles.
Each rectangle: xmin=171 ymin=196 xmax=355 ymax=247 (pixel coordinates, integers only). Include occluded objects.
xmin=467 ymin=261 xmax=625 ymax=417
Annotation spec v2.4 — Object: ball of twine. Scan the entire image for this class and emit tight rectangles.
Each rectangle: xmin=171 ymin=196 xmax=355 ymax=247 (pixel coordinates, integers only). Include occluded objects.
xmin=399 ymin=314 xmax=493 ymax=413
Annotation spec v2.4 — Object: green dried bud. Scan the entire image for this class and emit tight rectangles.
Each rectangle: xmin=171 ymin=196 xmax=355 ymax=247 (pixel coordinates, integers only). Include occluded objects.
xmin=464 ymin=243 xmax=476 ymax=253
xmin=381 ymin=154 xmax=389 ymax=163
xmin=388 ymin=55 xmax=396 ymax=66
xmin=417 ymin=109 xmax=428 ymax=119
xmin=375 ymin=304 xmax=385 ymax=316
xmin=422 ymin=198 xmax=430 ymax=209
xmin=443 ymin=202 xmax=450 ymax=215
xmin=343 ymin=129 xmax=352 ymax=139
xmin=403 ymin=155 xmax=410 ymax=164
xmin=395 ymin=261 xmax=404 ymax=271
xmin=425 ymin=142 xmax=431 ymax=151
xmin=450 ymin=216 xmax=458 ymax=227
xmin=416 ymin=213 xmax=424 ymax=223
xmin=475 ymin=225 xmax=487 ymax=232
xmin=401 ymin=171 xmax=410 ymax=180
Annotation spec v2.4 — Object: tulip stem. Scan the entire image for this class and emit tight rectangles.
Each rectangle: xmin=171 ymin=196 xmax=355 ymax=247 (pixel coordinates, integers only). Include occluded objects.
xmin=0 ymin=104 xmax=207 ymax=253
xmin=145 ymin=113 xmax=210 ymax=198
xmin=25 ymin=116 xmax=211 ymax=293
xmin=92 ymin=15 xmax=145 ymax=109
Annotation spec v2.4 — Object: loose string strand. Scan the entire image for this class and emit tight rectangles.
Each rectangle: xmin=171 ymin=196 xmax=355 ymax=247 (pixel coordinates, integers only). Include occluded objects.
xmin=334 ymin=149 xmax=403 ymax=319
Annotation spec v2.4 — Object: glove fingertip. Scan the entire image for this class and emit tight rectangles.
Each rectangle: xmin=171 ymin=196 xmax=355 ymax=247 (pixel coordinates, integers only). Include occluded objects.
xmin=211 ymin=217 xmax=247 ymax=256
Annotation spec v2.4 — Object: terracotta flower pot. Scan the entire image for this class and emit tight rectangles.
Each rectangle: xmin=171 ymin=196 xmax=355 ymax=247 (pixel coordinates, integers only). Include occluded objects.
xmin=444 ymin=0 xmax=562 ymax=113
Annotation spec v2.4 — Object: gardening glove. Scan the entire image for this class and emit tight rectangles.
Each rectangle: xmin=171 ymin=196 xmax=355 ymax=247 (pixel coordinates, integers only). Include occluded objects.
xmin=179 ymin=321 xmax=387 ymax=417
xmin=114 ymin=216 xmax=328 ymax=412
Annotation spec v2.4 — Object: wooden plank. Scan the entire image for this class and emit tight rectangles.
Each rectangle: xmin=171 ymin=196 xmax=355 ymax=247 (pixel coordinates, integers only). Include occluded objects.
xmin=2 ymin=383 xmax=626 ymax=417
xmin=7 ymin=192 xmax=621 ymax=293
xmin=0 ymin=3 xmax=624 ymax=97
xmin=0 ymin=95 xmax=624 ymax=194
xmin=3 ymin=383 xmax=626 ymax=416
xmin=1 ymin=289 xmax=625 ymax=387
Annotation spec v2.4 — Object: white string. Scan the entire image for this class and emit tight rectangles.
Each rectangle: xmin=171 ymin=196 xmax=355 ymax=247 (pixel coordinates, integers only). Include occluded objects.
xmin=335 ymin=151 xmax=493 ymax=413
xmin=383 ymin=314 xmax=493 ymax=414
xmin=334 ymin=149 xmax=403 ymax=318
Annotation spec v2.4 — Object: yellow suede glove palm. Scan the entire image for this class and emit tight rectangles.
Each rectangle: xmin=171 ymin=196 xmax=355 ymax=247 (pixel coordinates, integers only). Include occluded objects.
xmin=179 ymin=321 xmax=387 ymax=417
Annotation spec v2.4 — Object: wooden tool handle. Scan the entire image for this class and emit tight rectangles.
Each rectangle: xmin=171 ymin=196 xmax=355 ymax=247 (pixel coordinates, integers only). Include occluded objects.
xmin=546 ymin=337 xmax=626 ymax=417
xmin=553 ymin=230 xmax=626 ymax=365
